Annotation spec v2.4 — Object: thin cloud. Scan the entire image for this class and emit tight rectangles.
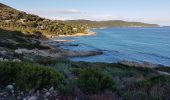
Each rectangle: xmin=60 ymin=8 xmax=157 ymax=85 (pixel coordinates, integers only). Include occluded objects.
xmin=25 ymin=9 xmax=170 ymax=25
xmin=26 ymin=9 xmax=87 ymax=15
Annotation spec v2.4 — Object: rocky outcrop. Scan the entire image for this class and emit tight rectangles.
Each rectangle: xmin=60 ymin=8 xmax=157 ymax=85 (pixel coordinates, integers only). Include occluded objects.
xmin=0 ymin=85 xmax=60 ymax=100
xmin=118 ymin=60 xmax=162 ymax=68
xmin=65 ymin=50 xmax=103 ymax=57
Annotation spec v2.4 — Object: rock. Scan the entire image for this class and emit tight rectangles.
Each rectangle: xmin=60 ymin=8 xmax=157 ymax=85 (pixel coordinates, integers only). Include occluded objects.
xmin=36 ymin=90 xmax=40 ymax=96
xmin=49 ymin=87 xmax=54 ymax=92
xmin=51 ymin=90 xmax=58 ymax=97
xmin=65 ymin=50 xmax=103 ymax=57
xmin=12 ymin=59 xmax=21 ymax=62
xmin=28 ymin=96 xmax=38 ymax=100
xmin=43 ymin=88 xmax=48 ymax=92
xmin=6 ymin=85 xmax=14 ymax=90
xmin=45 ymin=92 xmax=50 ymax=97
xmin=118 ymin=60 xmax=159 ymax=68
xmin=0 ymin=58 xmax=3 ymax=61
xmin=17 ymin=96 xmax=21 ymax=99
xmin=23 ymin=97 xmax=27 ymax=100
xmin=29 ymin=89 xmax=35 ymax=95
xmin=14 ymin=49 xmax=23 ymax=54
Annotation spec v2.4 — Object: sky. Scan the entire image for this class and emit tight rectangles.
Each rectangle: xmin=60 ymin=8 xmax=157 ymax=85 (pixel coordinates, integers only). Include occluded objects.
xmin=0 ymin=0 xmax=170 ymax=26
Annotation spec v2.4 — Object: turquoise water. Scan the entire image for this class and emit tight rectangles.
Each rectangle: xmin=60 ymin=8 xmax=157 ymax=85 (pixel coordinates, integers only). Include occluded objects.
xmin=56 ymin=27 xmax=170 ymax=66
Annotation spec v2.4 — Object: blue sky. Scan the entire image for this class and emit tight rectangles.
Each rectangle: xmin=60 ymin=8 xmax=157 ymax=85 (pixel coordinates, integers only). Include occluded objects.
xmin=0 ymin=0 xmax=170 ymax=25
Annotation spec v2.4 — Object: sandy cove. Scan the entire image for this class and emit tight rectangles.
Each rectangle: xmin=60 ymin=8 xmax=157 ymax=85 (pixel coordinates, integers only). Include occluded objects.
xmin=45 ymin=29 xmax=96 ymax=39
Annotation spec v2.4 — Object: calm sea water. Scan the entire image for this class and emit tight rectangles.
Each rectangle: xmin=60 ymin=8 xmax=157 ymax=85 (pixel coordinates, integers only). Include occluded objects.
xmin=55 ymin=27 xmax=170 ymax=66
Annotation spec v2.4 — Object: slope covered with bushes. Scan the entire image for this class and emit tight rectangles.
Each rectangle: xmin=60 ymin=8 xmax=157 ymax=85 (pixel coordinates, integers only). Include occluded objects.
xmin=0 ymin=61 xmax=65 ymax=90
xmin=0 ymin=3 xmax=87 ymax=36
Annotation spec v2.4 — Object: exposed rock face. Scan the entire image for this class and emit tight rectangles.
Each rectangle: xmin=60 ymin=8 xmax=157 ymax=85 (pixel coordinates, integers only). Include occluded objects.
xmin=14 ymin=48 xmax=103 ymax=58
xmin=0 ymin=48 xmax=21 ymax=62
xmin=0 ymin=86 xmax=60 ymax=100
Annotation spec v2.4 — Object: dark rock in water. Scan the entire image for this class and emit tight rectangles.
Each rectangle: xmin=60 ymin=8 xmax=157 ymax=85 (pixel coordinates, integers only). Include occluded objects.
xmin=65 ymin=50 xmax=103 ymax=57
xmin=52 ymin=42 xmax=79 ymax=47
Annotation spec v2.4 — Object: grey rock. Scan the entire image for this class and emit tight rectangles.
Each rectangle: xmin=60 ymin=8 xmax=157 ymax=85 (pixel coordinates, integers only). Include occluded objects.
xmin=28 ymin=96 xmax=38 ymax=100
xmin=36 ymin=90 xmax=40 ymax=96
xmin=49 ymin=87 xmax=54 ymax=92
xmin=23 ymin=97 xmax=27 ymax=100
xmin=29 ymin=89 xmax=35 ymax=95
xmin=6 ymin=85 xmax=14 ymax=90
xmin=45 ymin=92 xmax=50 ymax=97
xmin=118 ymin=60 xmax=159 ymax=68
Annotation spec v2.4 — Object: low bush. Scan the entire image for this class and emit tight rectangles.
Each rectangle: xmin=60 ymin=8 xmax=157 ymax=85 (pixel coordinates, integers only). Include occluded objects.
xmin=0 ymin=61 xmax=65 ymax=90
xmin=58 ymin=79 xmax=76 ymax=95
xmin=77 ymin=68 xmax=116 ymax=94
xmin=35 ymin=57 xmax=70 ymax=65
xmin=123 ymin=75 xmax=170 ymax=100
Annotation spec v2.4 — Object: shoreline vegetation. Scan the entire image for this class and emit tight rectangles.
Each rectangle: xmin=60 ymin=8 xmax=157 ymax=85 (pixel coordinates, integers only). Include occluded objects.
xmin=0 ymin=3 xmax=170 ymax=100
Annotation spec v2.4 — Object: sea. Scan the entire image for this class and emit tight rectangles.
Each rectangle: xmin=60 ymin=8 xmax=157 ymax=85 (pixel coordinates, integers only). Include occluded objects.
xmin=54 ymin=27 xmax=170 ymax=66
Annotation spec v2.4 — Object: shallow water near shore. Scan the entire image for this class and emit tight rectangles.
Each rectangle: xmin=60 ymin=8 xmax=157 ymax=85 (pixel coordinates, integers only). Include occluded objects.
xmin=54 ymin=27 xmax=170 ymax=66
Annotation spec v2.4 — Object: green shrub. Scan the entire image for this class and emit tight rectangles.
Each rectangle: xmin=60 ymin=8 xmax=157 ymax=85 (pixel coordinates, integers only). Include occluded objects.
xmin=123 ymin=75 xmax=170 ymax=100
xmin=35 ymin=57 xmax=70 ymax=65
xmin=58 ymin=79 xmax=76 ymax=95
xmin=0 ymin=61 xmax=65 ymax=90
xmin=78 ymin=68 xmax=116 ymax=94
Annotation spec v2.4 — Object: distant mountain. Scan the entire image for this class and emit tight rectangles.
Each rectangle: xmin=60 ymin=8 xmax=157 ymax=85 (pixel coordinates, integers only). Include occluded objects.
xmin=162 ymin=26 xmax=170 ymax=28
xmin=65 ymin=20 xmax=159 ymax=28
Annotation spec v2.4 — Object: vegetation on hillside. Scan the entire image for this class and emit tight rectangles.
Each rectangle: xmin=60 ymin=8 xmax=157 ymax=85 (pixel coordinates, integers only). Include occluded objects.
xmin=155 ymin=67 xmax=170 ymax=73
xmin=65 ymin=20 xmax=159 ymax=28
xmin=77 ymin=68 xmax=116 ymax=94
xmin=0 ymin=28 xmax=49 ymax=49
xmin=0 ymin=61 xmax=64 ymax=90
xmin=0 ymin=3 xmax=158 ymax=38
xmin=0 ymin=3 xmax=87 ymax=36
xmin=0 ymin=59 xmax=170 ymax=99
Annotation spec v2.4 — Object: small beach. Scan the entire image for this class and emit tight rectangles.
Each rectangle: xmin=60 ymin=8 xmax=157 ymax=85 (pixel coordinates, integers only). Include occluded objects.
xmin=46 ymin=29 xmax=96 ymax=39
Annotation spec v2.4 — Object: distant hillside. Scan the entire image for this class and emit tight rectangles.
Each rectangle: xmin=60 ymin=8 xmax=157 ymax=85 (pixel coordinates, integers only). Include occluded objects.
xmin=0 ymin=3 xmax=87 ymax=36
xmin=0 ymin=3 xmax=159 ymax=37
xmin=0 ymin=3 xmax=11 ymax=8
xmin=65 ymin=20 xmax=159 ymax=28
